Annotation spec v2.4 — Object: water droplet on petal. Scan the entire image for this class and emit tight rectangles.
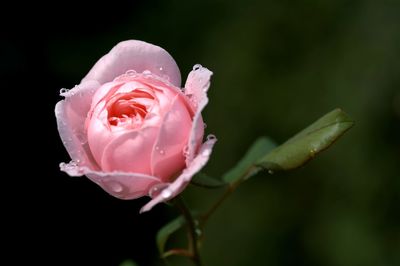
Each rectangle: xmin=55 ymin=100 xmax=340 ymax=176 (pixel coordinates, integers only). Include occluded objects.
xmin=155 ymin=146 xmax=160 ymax=151
xmin=60 ymin=88 xmax=69 ymax=95
xmin=108 ymin=181 xmax=123 ymax=193
xmin=60 ymin=160 xmax=82 ymax=176
xmin=159 ymin=66 xmax=164 ymax=72
xmin=126 ymin=70 xmax=137 ymax=76
xmin=149 ymin=183 xmax=169 ymax=198
xmin=161 ymin=189 xmax=172 ymax=199
xmin=159 ymin=149 xmax=165 ymax=155
xmin=162 ymin=74 xmax=170 ymax=81
xmin=206 ymin=134 xmax=216 ymax=141
xmin=193 ymin=64 xmax=202 ymax=71
xmin=143 ymin=70 xmax=151 ymax=75
xmin=202 ymin=149 xmax=211 ymax=157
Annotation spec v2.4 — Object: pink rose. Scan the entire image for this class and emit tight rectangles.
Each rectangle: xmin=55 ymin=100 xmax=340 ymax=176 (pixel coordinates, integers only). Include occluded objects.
xmin=55 ymin=40 xmax=216 ymax=212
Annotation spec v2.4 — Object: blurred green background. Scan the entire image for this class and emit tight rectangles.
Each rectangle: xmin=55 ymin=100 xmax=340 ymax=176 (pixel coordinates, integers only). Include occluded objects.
xmin=9 ymin=0 xmax=399 ymax=265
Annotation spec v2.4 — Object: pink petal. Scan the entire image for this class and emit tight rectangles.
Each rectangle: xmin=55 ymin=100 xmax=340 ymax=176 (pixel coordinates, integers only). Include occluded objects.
xmin=82 ymin=40 xmax=181 ymax=87
xmin=184 ymin=65 xmax=213 ymax=165
xmin=140 ymin=136 xmax=217 ymax=213
xmin=100 ymin=127 xmax=159 ymax=174
xmin=55 ymin=80 xmax=101 ymax=169
xmin=60 ymin=162 xmax=160 ymax=199
xmin=151 ymin=94 xmax=192 ymax=180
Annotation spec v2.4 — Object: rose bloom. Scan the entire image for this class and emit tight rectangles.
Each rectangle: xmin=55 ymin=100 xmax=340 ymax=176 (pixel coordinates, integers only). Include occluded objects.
xmin=55 ymin=40 xmax=216 ymax=212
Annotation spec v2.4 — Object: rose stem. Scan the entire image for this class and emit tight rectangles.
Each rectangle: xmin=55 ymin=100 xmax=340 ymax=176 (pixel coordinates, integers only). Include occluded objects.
xmin=199 ymin=181 xmax=240 ymax=229
xmin=200 ymin=166 xmax=258 ymax=227
xmin=174 ymin=196 xmax=202 ymax=266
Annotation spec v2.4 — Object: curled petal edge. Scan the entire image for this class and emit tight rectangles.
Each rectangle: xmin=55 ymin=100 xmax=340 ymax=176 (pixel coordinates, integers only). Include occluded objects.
xmin=60 ymin=162 xmax=160 ymax=200
xmin=82 ymin=40 xmax=182 ymax=87
xmin=55 ymin=80 xmax=101 ymax=169
xmin=140 ymin=136 xmax=217 ymax=213
xmin=184 ymin=66 xmax=213 ymax=165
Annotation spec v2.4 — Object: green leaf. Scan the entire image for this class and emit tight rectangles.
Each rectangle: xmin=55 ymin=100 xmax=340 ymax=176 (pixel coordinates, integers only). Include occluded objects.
xmin=257 ymin=108 xmax=354 ymax=171
xmin=222 ymin=137 xmax=277 ymax=183
xmin=156 ymin=215 xmax=185 ymax=256
xmin=191 ymin=172 xmax=227 ymax=188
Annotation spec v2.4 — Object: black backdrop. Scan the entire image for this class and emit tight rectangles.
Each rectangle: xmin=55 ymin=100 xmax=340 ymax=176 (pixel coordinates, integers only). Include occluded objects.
xmin=4 ymin=1 xmax=168 ymax=265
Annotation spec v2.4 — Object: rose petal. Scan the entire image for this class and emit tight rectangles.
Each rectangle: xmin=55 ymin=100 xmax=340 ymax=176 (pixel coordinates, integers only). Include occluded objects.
xmin=86 ymin=100 xmax=118 ymax=165
xmin=140 ymin=136 xmax=217 ymax=213
xmin=100 ymin=127 xmax=159 ymax=174
xmin=59 ymin=162 xmax=160 ymax=199
xmin=87 ymin=172 xmax=159 ymax=200
xmin=151 ymin=94 xmax=192 ymax=180
xmin=136 ymin=74 xmax=183 ymax=98
xmin=184 ymin=65 xmax=213 ymax=165
xmin=82 ymin=40 xmax=181 ymax=87
xmin=55 ymin=80 xmax=101 ymax=169
xmin=184 ymin=65 xmax=212 ymax=104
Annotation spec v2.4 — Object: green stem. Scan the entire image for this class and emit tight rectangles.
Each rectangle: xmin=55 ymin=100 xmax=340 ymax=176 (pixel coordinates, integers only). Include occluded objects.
xmin=200 ymin=166 xmax=257 ymax=227
xmin=200 ymin=182 xmax=238 ymax=225
xmin=174 ymin=196 xmax=202 ymax=266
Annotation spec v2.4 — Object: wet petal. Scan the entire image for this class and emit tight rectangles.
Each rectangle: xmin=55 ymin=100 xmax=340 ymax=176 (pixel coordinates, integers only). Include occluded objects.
xmin=100 ymin=127 xmax=159 ymax=174
xmin=59 ymin=162 xmax=160 ymax=199
xmin=140 ymin=136 xmax=217 ymax=213
xmin=184 ymin=65 xmax=213 ymax=165
xmin=82 ymin=40 xmax=181 ymax=87
xmin=55 ymin=80 xmax=101 ymax=169
xmin=151 ymin=94 xmax=192 ymax=180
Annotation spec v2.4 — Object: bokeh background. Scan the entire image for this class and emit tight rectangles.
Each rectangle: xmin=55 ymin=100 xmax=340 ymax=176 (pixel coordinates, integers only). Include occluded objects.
xmin=5 ymin=0 xmax=399 ymax=265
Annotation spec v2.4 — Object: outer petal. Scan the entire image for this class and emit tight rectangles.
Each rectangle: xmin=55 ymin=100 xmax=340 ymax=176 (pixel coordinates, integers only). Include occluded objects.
xmin=60 ymin=162 xmax=160 ymax=199
xmin=82 ymin=40 xmax=181 ymax=87
xmin=55 ymin=80 xmax=101 ymax=169
xmin=151 ymin=94 xmax=192 ymax=180
xmin=184 ymin=65 xmax=213 ymax=165
xmin=140 ymin=136 xmax=217 ymax=213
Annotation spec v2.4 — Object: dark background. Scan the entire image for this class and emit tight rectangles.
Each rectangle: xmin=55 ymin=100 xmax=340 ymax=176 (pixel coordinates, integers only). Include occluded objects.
xmin=5 ymin=0 xmax=399 ymax=265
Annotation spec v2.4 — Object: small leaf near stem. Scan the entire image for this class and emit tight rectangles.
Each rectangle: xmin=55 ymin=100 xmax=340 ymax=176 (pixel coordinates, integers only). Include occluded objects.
xmin=257 ymin=108 xmax=354 ymax=171
xmin=201 ymin=108 xmax=354 ymax=226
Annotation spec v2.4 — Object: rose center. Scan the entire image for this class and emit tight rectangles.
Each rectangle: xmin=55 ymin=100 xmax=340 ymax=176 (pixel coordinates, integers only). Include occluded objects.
xmin=107 ymin=89 xmax=154 ymax=128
